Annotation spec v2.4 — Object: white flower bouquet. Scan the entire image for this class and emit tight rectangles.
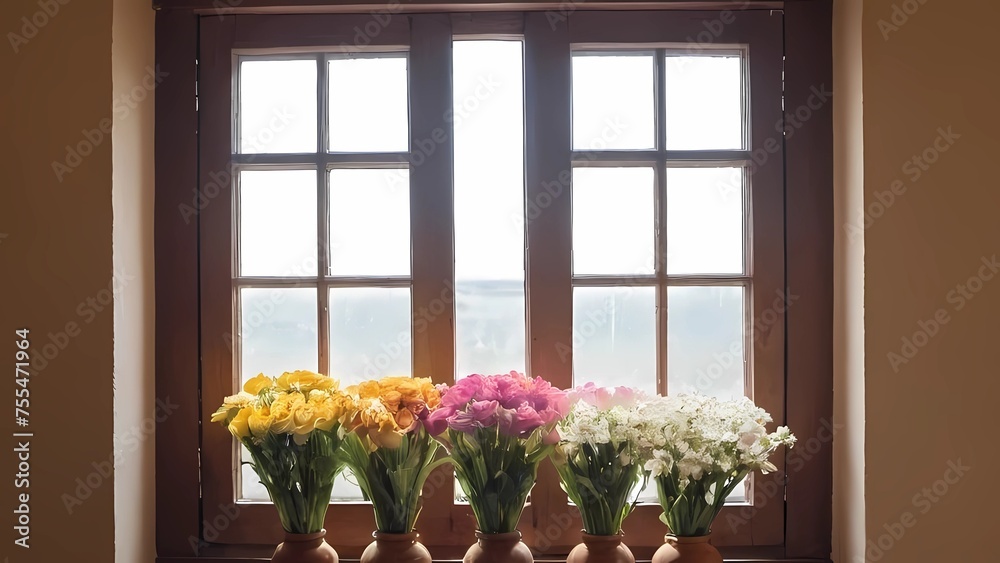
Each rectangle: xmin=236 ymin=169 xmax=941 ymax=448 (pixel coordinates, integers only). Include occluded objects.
xmin=551 ymin=384 xmax=661 ymax=536
xmin=643 ymin=394 xmax=796 ymax=537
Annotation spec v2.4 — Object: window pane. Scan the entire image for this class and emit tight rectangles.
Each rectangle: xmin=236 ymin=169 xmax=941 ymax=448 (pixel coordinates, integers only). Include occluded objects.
xmin=572 ymin=286 xmax=657 ymax=395
xmin=240 ymin=444 xmax=270 ymax=501
xmin=455 ymin=282 xmax=526 ymax=376
xmin=329 ymin=169 xmax=410 ymax=276
xmin=666 ymin=167 xmax=745 ymax=275
xmin=329 ymin=287 xmax=412 ymax=388
xmin=665 ymin=55 xmax=744 ymax=150
xmin=239 ymin=170 xmax=317 ymax=277
xmin=328 ymin=56 xmax=408 ymax=152
xmin=573 ymin=167 xmax=655 ymax=276
xmin=667 ymin=285 xmax=745 ymax=400
xmin=242 ymin=446 xmax=365 ymax=502
xmin=326 ymin=286 xmax=409 ymax=503
xmin=239 ymin=287 xmax=318 ymax=383
xmin=239 ymin=59 xmax=317 ymax=154
xmin=573 ymin=54 xmax=655 ymax=150
xmin=453 ymin=40 xmax=526 ymax=375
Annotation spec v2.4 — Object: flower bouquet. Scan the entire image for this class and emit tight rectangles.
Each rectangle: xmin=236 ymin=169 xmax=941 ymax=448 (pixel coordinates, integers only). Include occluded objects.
xmin=553 ymin=384 xmax=658 ymax=563
xmin=426 ymin=371 xmax=568 ymax=563
xmin=338 ymin=376 xmax=449 ymax=563
xmin=644 ymin=394 xmax=796 ymax=563
xmin=212 ymin=370 xmax=356 ymax=562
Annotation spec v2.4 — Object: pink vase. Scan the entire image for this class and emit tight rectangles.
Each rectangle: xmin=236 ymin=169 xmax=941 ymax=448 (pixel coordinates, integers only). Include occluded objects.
xmin=651 ymin=534 xmax=723 ymax=563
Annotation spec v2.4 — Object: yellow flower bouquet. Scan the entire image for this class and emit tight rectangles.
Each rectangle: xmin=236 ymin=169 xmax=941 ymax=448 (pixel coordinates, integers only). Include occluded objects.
xmin=212 ymin=370 xmax=356 ymax=534
xmin=339 ymin=376 xmax=450 ymax=534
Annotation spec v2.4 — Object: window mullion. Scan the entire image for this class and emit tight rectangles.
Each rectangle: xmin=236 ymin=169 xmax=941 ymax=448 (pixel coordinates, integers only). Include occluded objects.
xmin=407 ymin=13 xmax=457 ymax=543
xmin=524 ymin=11 xmax=573 ymax=553
xmin=317 ymin=54 xmax=330 ymax=377
xmin=655 ymin=49 xmax=669 ymax=396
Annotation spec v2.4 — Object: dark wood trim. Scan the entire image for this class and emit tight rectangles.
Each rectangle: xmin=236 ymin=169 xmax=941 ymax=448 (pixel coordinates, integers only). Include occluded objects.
xmin=782 ymin=0 xmax=833 ymax=560
xmin=230 ymin=13 xmax=410 ymax=49
xmin=523 ymin=10 xmax=573 ymax=556
xmin=407 ymin=12 xmax=459 ymax=544
xmin=450 ymin=11 xmax=524 ymax=35
xmin=154 ymin=8 xmax=202 ymax=558
xmin=196 ymin=13 xmax=242 ymax=546
xmin=743 ymin=7 xmax=786 ymax=549
xmin=568 ymin=9 xmax=781 ymax=44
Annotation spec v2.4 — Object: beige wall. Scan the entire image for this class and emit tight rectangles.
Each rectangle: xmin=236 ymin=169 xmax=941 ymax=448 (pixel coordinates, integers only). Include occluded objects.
xmin=112 ymin=0 xmax=156 ymax=562
xmin=0 ymin=0 xmax=116 ymax=560
xmin=860 ymin=0 xmax=999 ymax=561
xmin=832 ymin=0 xmax=865 ymax=561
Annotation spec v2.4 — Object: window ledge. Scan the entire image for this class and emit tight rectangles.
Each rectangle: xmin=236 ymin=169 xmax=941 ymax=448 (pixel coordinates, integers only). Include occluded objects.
xmin=158 ymin=559 xmax=833 ymax=563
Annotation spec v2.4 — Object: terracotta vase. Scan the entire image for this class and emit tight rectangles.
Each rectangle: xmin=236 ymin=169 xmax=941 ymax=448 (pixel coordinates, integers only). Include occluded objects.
xmin=360 ymin=531 xmax=432 ymax=563
xmin=651 ymin=534 xmax=723 ymax=563
xmin=271 ymin=529 xmax=339 ymax=563
xmin=566 ymin=532 xmax=636 ymax=563
xmin=463 ymin=531 xmax=534 ymax=563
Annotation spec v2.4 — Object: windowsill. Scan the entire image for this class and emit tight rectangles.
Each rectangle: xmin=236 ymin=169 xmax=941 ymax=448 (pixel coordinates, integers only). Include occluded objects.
xmin=158 ymin=558 xmax=832 ymax=563
xmin=158 ymin=545 xmax=832 ymax=563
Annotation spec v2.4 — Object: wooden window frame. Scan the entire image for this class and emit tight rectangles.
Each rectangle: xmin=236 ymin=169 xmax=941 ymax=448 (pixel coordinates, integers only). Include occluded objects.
xmin=154 ymin=2 xmax=833 ymax=562
xmin=537 ymin=10 xmax=786 ymax=557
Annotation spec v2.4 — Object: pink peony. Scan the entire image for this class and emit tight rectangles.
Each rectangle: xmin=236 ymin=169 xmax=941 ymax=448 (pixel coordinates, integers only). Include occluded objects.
xmin=470 ymin=400 xmax=500 ymax=422
xmin=424 ymin=406 xmax=455 ymax=436
xmin=497 ymin=405 xmax=543 ymax=437
xmin=439 ymin=379 xmax=477 ymax=408
xmin=571 ymin=382 xmax=640 ymax=410
xmin=433 ymin=371 xmax=568 ymax=439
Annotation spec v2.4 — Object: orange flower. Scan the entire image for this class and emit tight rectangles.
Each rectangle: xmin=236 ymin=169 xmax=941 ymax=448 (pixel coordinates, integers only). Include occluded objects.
xmin=382 ymin=390 xmax=402 ymax=411
xmin=395 ymin=407 xmax=417 ymax=432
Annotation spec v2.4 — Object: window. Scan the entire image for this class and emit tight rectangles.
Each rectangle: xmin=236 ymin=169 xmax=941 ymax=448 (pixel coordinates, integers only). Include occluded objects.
xmin=234 ymin=52 xmax=414 ymax=503
xmin=156 ymin=4 xmax=834 ymax=562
